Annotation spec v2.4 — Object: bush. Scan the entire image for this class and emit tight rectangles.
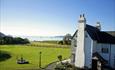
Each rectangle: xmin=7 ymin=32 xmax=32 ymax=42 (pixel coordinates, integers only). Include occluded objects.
xmin=0 ymin=51 xmax=11 ymax=62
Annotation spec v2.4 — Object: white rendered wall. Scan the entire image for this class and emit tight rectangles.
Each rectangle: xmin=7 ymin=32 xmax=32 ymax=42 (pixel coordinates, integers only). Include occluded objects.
xmin=110 ymin=44 xmax=115 ymax=68
xmin=98 ymin=44 xmax=110 ymax=64
xmin=95 ymin=43 xmax=111 ymax=66
xmin=71 ymin=37 xmax=77 ymax=64
xmin=92 ymin=41 xmax=97 ymax=53
xmin=95 ymin=43 xmax=115 ymax=68
xmin=71 ymin=37 xmax=77 ymax=53
xmin=84 ymin=32 xmax=93 ymax=68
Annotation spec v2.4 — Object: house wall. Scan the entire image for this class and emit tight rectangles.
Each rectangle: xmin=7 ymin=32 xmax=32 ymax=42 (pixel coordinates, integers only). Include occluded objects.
xmin=95 ymin=43 xmax=110 ymax=65
xmin=84 ymin=31 xmax=93 ymax=68
xmin=71 ymin=37 xmax=77 ymax=53
xmin=110 ymin=44 xmax=115 ymax=68
xmin=94 ymin=43 xmax=115 ymax=68
xmin=92 ymin=41 xmax=97 ymax=53
xmin=71 ymin=37 xmax=77 ymax=64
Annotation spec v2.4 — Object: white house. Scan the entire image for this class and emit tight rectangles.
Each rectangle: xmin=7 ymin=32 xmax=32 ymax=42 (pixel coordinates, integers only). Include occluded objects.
xmin=71 ymin=14 xmax=115 ymax=70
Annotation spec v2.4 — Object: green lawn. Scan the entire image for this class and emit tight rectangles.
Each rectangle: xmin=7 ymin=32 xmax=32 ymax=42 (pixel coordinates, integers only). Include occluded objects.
xmin=0 ymin=43 xmax=71 ymax=70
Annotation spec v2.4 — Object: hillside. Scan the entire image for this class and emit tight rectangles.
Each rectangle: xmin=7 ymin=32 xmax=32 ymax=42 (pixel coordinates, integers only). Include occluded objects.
xmin=0 ymin=32 xmax=5 ymax=37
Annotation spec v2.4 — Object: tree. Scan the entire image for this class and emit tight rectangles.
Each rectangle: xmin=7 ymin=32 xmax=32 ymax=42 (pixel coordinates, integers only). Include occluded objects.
xmin=3 ymin=36 xmax=13 ymax=44
xmin=23 ymin=38 xmax=30 ymax=44
xmin=63 ymin=34 xmax=72 ymax=45
xmin=13 ymin=37 xmax=30 ymax=44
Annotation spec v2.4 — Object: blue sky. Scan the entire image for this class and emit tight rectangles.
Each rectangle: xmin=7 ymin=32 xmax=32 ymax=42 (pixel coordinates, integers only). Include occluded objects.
xmin=0 ymin=0 xmax=115 ymax=36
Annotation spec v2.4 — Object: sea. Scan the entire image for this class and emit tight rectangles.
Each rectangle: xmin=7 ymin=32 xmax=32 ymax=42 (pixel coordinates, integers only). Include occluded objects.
xmin=20 ymin=36 xmax=63 ymax=41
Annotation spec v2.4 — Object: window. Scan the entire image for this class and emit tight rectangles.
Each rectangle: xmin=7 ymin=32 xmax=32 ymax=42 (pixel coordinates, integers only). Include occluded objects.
xmin=101 ymin=48 xmax=108 ymax=53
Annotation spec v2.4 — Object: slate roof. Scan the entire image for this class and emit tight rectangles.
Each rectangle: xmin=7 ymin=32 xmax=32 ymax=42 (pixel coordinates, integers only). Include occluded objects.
xmin=72 ymin=24 xmax=115 ymax=44
xmin=106 ymin=31 xmax=115 ymax=37
xmin=72 ymin=30 xmax=77 ymax=39
xmin=86 ymin=24 xmax=115 ymax=44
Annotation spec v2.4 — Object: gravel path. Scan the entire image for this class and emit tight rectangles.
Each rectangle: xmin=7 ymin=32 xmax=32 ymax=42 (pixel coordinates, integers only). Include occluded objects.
xmin=41 ymin=62 xmax=57 ymax=70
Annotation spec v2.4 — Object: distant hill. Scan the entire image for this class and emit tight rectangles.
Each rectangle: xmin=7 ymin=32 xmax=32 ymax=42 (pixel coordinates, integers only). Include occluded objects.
xmin=20 ymin=36 xmax=64 ymax=41
xmin=0 ymin=32 xmax=5 ymax=37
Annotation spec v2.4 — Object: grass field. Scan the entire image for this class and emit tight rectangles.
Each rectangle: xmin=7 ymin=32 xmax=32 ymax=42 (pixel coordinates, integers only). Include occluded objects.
xmin=0 ymin=42 xmax=71 ymax=70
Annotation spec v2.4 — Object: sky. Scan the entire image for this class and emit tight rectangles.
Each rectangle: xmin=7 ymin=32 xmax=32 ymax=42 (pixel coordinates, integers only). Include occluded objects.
xmin=0 ymin=0 xmax=115 ymax=36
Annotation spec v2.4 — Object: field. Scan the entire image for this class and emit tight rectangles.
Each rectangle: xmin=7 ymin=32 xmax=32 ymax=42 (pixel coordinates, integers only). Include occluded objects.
xmin=0 ymin=41 xmax=71 ymax=70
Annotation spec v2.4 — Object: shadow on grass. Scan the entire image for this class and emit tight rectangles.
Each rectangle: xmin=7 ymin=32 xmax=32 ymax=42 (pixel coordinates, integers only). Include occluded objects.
xmin=0 ymin=50 xmax=11 ymax=62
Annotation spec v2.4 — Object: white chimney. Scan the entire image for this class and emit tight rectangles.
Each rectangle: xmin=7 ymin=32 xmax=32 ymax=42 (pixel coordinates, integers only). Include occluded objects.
xmin=78 ymin=14 xmax=86 ymax=24
xmin=95 ymin=22 xmax=101 ymax=30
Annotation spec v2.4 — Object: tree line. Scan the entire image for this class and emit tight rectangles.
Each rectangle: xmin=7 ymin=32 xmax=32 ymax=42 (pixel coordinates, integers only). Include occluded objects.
xmin=0 ymin=36 xmax=30 ymax=45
